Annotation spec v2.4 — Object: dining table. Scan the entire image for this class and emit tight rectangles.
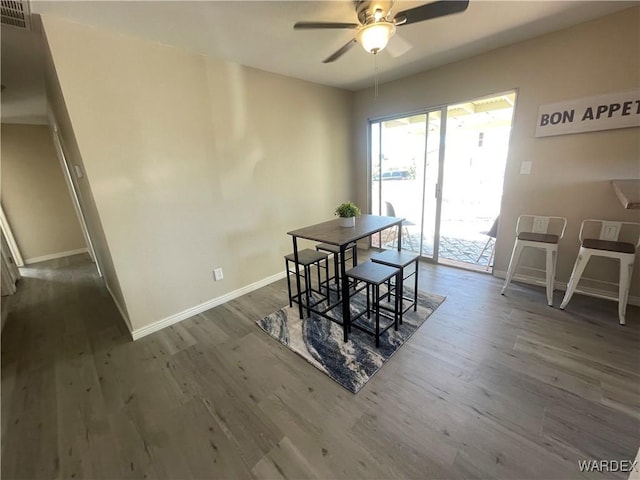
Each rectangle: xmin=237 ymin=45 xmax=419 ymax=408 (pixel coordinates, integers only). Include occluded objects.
xmin=287 ymin=214 xmax=404 ymax=342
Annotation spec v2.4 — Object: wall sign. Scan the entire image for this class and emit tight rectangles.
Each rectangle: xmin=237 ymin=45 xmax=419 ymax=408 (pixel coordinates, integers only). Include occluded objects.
xmin=535 ymin=90 xmax=640 ymax=137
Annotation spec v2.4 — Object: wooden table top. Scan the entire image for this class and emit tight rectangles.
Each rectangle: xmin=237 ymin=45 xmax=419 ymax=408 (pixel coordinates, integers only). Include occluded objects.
xmin=611 ymin=179 xmax=640 ymax=209
xmin=288 ymin=214 xmax=403 ymax=246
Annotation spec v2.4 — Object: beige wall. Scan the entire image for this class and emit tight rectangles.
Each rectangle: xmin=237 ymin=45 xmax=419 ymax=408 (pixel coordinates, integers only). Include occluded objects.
xmin=353 ymin=7 xmax=640 ymax=297
xmin=0 ymin=123 xmax=86 ymax=262
xmin=42 ymin=38 xmax=131 ymax=328
xmin=41 ymin=15 xmax=352 ymax=333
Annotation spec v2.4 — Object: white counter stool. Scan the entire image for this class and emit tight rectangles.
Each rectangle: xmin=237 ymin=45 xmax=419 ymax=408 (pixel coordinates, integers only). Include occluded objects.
xmin=315 ymin=242 xmax=357 ymax=300
xmin=501 ymin=215 xmax=567 ymax=306
xmin=285 ymin=249 xmax=330 ymax=318
xmin=560 ymin=220 xmax=640 ymax=325
xmin=370 ymin=250 xmax=419 ymax=325
xmin=345 ymin=261 xmax=400 ymax=348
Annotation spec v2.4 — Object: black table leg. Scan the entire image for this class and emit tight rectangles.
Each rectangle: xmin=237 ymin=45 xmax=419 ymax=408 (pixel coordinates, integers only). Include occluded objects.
xmin=340 ymin=243 xmax=349 ymax=342
xmin=292 ymin=236 xmax=303 ymax=319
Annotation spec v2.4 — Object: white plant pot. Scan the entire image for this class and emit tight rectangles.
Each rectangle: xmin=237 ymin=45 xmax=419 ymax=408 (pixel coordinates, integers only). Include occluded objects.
xmin=340 ymin=216 xmax=355 ymax=228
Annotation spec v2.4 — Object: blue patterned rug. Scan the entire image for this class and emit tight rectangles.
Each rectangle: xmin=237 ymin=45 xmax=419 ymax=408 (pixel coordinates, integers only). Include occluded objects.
xmin=256 ymin=289 xmax=445 ymax=393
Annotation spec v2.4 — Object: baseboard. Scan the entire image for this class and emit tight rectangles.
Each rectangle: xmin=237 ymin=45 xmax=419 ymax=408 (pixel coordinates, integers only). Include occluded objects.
xmin=24 ymin=248 xmax=88 ymax=265
xmin=493 ymin=270 xmax=640 ymax=307
xmin=131 ymin=270 xmax=287 ymax=340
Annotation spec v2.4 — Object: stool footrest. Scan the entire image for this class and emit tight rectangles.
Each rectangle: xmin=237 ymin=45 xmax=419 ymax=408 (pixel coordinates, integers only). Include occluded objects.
xmin=350 ymin=314 xmax=397 ymax=338
xmin=289 ymin=290 xmax=328 ymax=310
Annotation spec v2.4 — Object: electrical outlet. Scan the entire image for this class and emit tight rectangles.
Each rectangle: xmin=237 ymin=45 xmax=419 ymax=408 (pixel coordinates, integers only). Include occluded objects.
xmin=213 ymin=268 xmax=224 ymax=281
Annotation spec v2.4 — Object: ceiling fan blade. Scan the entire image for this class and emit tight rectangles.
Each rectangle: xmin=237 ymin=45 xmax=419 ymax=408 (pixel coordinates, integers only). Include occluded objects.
xmin=386 ymin=34 xmax=412 ymax=58
xmin=294 ymin=21 xmax=359 ymax=30
xmin=394 ymin=0 xmax=469 ymax=26
xmin=323 ymin=38 xmax=357 ymax=63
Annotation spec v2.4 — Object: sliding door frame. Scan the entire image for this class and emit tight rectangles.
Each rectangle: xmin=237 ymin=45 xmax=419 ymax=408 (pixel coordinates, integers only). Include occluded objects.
xmin=368 ymin=105 xmax=448 ymax=263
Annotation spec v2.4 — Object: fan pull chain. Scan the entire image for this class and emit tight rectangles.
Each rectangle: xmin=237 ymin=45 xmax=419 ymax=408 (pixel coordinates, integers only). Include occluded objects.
xmin=374 ymin=53 xmax=379 ymax=99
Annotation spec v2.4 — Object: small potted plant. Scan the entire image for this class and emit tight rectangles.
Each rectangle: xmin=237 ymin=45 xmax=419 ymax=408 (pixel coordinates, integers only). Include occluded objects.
xmin=335 ymin=202 xmax=361 ymax=227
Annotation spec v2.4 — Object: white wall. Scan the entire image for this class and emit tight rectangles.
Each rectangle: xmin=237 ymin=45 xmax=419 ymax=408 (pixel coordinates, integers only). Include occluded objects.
xmin=0 ymin=123 xmax=86 ymax=263
xmin=41 ymin=15 xmax=352 ymax=334
xmin=353 ymin=7 xmax=640 ymax=298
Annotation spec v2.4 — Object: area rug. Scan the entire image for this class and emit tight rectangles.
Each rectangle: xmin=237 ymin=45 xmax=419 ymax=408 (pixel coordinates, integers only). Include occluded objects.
xmin=256 ymin=289 xmax=445 ymax=393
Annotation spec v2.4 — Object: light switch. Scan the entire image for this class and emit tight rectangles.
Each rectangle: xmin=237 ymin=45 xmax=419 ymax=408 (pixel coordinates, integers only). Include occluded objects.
xmin=520 ymin=161 xmax=532 ymax=175
xmin=74 ymin=165 xmax=84 ymax=178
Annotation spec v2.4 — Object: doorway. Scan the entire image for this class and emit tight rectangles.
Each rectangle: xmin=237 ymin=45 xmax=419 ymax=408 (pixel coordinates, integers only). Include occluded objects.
xmin=50 ymin=124 xmax=102 ymax=277
xmin=370 ymin=109 xmax=444 ymax=260
xmin=369 ymin=91 xmax=516 ymax=272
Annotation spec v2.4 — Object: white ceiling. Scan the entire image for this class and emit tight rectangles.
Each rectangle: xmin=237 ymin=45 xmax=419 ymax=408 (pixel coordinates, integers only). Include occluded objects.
xmin=1 ymin=0 xmax=637 ymax=124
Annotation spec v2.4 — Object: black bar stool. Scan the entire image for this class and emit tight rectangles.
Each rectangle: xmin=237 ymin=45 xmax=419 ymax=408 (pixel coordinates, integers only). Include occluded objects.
xmin=285 ymin=249 xmax=330 ymax=318
xmin=345 ymin=261 xmax=400 ymax=348
xmin=315 ymin=242 xmax=358 ymax=299
xmin=370 ymin=250 xmax=420 ymax=325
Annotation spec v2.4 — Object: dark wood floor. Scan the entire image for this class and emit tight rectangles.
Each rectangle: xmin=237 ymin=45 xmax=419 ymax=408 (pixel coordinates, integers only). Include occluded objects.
xmin=2 ymin=252 xmax=639 ymax=479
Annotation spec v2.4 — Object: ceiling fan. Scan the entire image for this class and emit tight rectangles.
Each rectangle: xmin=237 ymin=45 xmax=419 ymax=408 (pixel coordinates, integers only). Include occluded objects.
xmin=294 ymin=0 xmax=469 ymax=63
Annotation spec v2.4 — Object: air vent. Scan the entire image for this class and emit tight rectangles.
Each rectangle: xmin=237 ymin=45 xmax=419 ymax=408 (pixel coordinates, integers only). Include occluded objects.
xmin=1 ymin=0 xmax=31 ymax=30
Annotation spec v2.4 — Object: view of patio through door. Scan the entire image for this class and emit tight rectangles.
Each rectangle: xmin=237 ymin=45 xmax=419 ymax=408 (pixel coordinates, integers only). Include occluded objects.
xmin=370 ymin=110 xmax=442 ymax=260
xmin=370 ymin=91 xmax=516 ymax=271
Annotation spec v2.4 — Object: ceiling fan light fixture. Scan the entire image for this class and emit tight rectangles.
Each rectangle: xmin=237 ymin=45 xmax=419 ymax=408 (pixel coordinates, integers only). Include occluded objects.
xmin=356 ymin=22 xmax=395 ymax=54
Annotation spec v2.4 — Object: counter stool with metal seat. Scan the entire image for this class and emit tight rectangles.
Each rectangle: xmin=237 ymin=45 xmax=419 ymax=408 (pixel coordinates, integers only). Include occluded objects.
xmin=315 ymin=242 xmax=358 ymax=300
xmin=285 ymin=249 xmax=330 ymax=318
xmin=345 ymin=261 xmax=400 ymax=348
xmin=501 ymin=215 xmax=567 ymax=306
xmin=560 ymin=219 xmax=640 ymax=325
xmin=370 ymin=249 xmax=419 ymax=325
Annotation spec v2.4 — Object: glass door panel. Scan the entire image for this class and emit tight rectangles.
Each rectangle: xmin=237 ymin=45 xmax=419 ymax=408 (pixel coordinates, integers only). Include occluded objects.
xmin=371 ymin=114 xmax=426 ymax=253
xmin=438 ymin=92 xmax=515 ymax=270
xmin=419 ymin=110 xmax=443 ymax=259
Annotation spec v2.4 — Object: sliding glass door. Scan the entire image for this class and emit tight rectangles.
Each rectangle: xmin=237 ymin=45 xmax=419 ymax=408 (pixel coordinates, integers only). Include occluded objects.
xmin=370 ymin=109 xmax=445 ymax=260
xmin=369 ymin=91 xmax=515 ymax=270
